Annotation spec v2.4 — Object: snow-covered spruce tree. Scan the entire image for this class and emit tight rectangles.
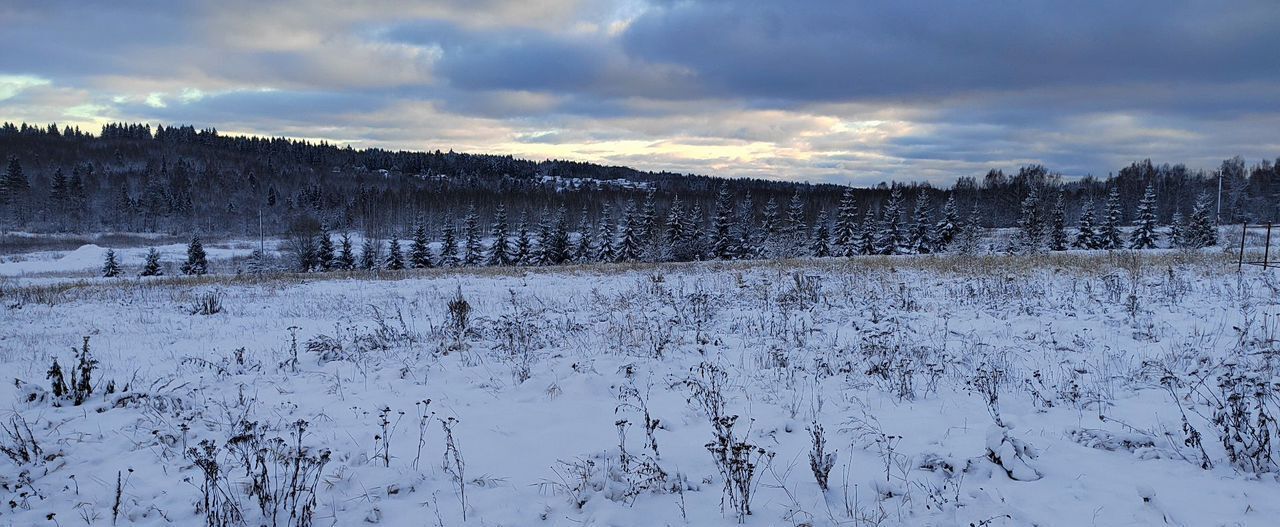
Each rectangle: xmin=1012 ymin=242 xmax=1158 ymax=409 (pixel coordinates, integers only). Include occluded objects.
xmin=710 ymin=182 xmax=737 ymax=260
xmin=410 ymin=221 xmax=434 ymax=269
xmin=1128 ymin=183 xmax=1159 ymax=250
xmin=833 ymin=187 xmax=860 ymax=257
xmin=1168 ymin=211 xmax=1185 ymax=248
xmin=638 ymin=190 xmax=660 ymax=259
xmin=782 ymin=192 xmax=809 ymax=258
xmin=533 ymin=209 xmax=553 ymax=265
xmin=664 ymin=196 xmax=694 ymax=261
xmin=440 ymin=219 xmax=462 ymax=267
xmin=857 ymin=208 xmax=877 ymax=255
xmin=314 ymin=227 xmax=335 ymax=271
xmin=181 ymin=236 xmax=208 ymax=275
xmin=811 ymin=210 xmax=832 ymax=257
xmin=952 ymin=202 xmax=983 ymax=254
xmin=1073 ymin=199 xmax=1097 ymax=249
xmin=573 ymin=205 xmax=595 ymax=263
xmin=337 ymin=233 xmax=356 ymax=270
xmin=618 ymin=199 xmax=645 ymax=262
xmin=932 ymin=192 xmax=959 ymax=253
xmin=359 ymin=237 xmax=380 ymax=270
xmin=596 ymin=204 xmax=618 ymax=262
xmin=759 ymin=197 xmax=781 ymax=258
xmin=487 ymin=205 xmax=512 ymax=266
xmin=384 ymin=237 xmax=405 ymax=270
xmin=513 ymin=213 xmax=534 ymax=265
xmin=1183 ymin=193 xmax=1218 ymax=248
xmin=688 ymin=203 xmax=708 ymax=260
xmin=101 ymin=248 xmax=122 ymax=278
xmin=139 ymin=247 xmax=163 ymax=276
xmin=907 ymin=190 xmax=932 ymax=254
xmin=1096 ymin=187 xmax=1124 ymax=250
xmin=1048 ymin=192 xmax=1068 ymax=251
xmin=462 ymin=205 xmax=483 ymax=266
xmin=1016 ymin=187 xmax=1043 ymax=253
xmin=542 ymin=204 xmax=572 ymax=265
xmin=732 ymin=193 xmax=756 ymax=259
xmin=876 ymin=187 xmax=905 ymax=255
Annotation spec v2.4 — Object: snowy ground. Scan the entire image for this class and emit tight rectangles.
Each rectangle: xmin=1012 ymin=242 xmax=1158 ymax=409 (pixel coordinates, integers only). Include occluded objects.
xmin=2 ymin=252 xmax=1279 ymax=526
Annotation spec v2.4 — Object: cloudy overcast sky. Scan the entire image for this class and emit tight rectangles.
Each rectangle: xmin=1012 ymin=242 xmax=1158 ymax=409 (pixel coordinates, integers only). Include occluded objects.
xmin=1 ymin=0 xmax=1277 ymax=186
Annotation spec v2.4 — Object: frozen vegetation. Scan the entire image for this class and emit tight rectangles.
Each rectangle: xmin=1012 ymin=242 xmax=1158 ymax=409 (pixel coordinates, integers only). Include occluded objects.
xmin=2 ymin=250 xmax=1279 ymax=526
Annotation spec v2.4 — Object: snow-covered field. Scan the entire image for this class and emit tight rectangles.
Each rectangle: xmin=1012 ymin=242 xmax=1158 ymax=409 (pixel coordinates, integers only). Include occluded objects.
xmin=2 ymin=252 xmax=1279 ymax=526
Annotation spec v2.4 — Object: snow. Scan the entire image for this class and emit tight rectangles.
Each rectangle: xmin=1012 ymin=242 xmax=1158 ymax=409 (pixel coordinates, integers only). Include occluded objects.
xmin=1 ymin=253 xmax=1278 ymax=526
xmin=0 ymin=240 xmax=276 ymax=277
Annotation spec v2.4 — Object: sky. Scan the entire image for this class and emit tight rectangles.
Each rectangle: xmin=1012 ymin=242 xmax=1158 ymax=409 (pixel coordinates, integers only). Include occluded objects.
xmin=1 ymin=0 xmax=1278 ymax=186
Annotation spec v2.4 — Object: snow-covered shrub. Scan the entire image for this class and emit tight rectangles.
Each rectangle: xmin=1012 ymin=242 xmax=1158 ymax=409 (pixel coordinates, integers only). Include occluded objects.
xmin=808 ymin=422 xmax=836 ymax=492
xmin=985 ymin=426 xmax=1041 ymax=481
xmin=189 ymin=290 xmax=224 ymax=316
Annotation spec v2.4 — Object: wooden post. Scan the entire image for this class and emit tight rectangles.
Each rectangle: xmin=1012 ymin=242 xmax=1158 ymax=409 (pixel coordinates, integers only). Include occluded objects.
xmin=1239 ymin=222 xmax=1248 ymax=272
xmin=1265 ymin=223 xmax=1272 ymax=268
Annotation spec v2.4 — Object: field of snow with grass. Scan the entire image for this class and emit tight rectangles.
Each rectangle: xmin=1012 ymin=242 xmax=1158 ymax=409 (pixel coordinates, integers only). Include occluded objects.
xmin=2 ymin=251 xmax=1278 ymax=526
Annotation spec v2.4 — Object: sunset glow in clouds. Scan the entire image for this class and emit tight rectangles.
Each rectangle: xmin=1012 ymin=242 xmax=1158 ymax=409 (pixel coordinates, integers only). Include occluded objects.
xmin=2 ymin=0 xmax=1278 ymax=185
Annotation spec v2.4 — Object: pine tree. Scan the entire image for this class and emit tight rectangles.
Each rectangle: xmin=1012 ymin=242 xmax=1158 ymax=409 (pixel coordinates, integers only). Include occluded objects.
xmin=542 ymin=204 xmax=572 ymax=265
xmin=759 ymin=197 xmax=781 ymax=258
xmin=664 ymin=196 xmax=692 ymax=261
xmin=688 ymin=203 xmax=707 ymax=260
xmin=337 ymin=233 xmax=356 ymax=270
xmin=857 ymin=208 xmax=877 ymax=255
xmin=1016 ymin=187 xmax=1043 ymax=252
xmin=1048 ymin=191 xmax=1068 ymax=251
xmin=513 ymin=213 xmax=534 ymax=265
xmin=876 ymin=187 xmax=905 ymax=255
xmin=410 ymin=221 xmax=434 ymax=269
xmin=439 ymin=220 xmax=461 ymax=267
xmin=638 ymin=190 xmax=659 ymax=246
xmin=782 ymin=192 xmax=808 ymax=257
xmin=618 ymin=199 xmax=644 ymax=262
xmin=139 ymin=247 xmax=164 ymax=276
xmin=710 ymin=182 xmax=737 ymax=260
xmin=360 ymin=238 xmax=380 ymax=270
xmin=1168 ymin=212 xmax=1185 ymax=248
xmin=573 ymin=206 xmax=595 ymax=263
xmin=101 ymin=249 xmax=121 ymax=278
xmin=907 ymin=190 xmax=932 ymax=254
xmin=1183 ymin=193 xmax=1217 ymax=248
xmin=1074 ymin=199 xmax=1097 ymax=249
xmin=181 ymin=236 xmax=208 ymax=275
xmin=487 ymin=205 xmax=512 ymax=266
xmin=833 ymin=187 xmax=860 ymax=257
xmin=316 ymin=228 xmax=336 ymax=271
xmin=1128 ymin=183 xmax=1159 ymax=250
xmin=932 ymin=193 xmax=959 ymax=253
xmin=732 ymin=193 xmax=756 ymax=259
xmin=384 ymin=238 xmax=405 ymax=270
xmin=462 ymin=205 xmax=483 ymax=266
xmin=1096 ymin=187 xmax=1124 ymax=250
xmin=811 ymin=210 xmax=832 ymax=257
xmin=596 ymin=205 xmax=618 ymax=262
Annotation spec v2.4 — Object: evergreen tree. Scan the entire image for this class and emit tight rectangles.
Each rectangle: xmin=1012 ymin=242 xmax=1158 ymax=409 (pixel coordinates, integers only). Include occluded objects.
xmin=316 ymin=228 xmax=336 ymax=271
xmin=1016 ymin=187 xmax=1043 ymax=252
xmin=876 ymin=187 xmax=905 ymax=255
xmin=1074 ymin=199 xmax=1097 ymax=249
xmin=410 ymin=221 xmax=434 ymax=269
xmin=638 ymin=190 xmax=659 ymax=248
xmin=688 ymin=203 xmax=708 ymax=260
xmin=782 ymin=192 xmax=809 ymax=257
xmin=732 ymin=194 xmax=756 ymax=259
xmin=664 ymin=196 xmax=692 ymax=261
xmin=811 ymin=210 xmax=832 ymax=257
xmin=337 ymin=233 xmax=356 ymax=270
xmin=384 ymin=238 xmax=405 ymax=270
xmin=1183 ymin=193 xmax=1217 ymax=248
xmin=1048 ymin=191 xmax=1068 ymax=251
xmin=573 ymin=206 xmax=594 ymax=263
xmin=907 ymin=190 xmax=932 ymax=254
xmin=760 ymin=197 xmax=781 ymax=258
xmin=139 ymin=247 xmax=164 ymax=276
xmin=857 ymin=208 xmax=877 ymax=255
xmin=932 ymin=193 xmax=959 ymax=253
xmin=181 ymin=236 xmax=208 ymax=275
xmin=833 ymin=188 xmax=860 ymax=257
xmin=462 ymin=205 xmax=483 ymax=266
xmin=1128 ymin=183 xmax=1159 ymax=250
xmin=513 ymin=213 xmax=534 ymax=265
xmin=487 ymin=205 xmax=512 ymax=266
xmin=618 ymin=199 xmax=644 ymax=262
xmin=1168 ymin=212 xmax=1185 ymax=248
xmin=101 ymin=249 xmax=121 ymax=278
xmin=360 ymin=238 xmax=380 ymax=270
xmin=440 ymin=219 xmax=462 ymax=267
xmin=596 ymin=205 xmax=618 ymax=262
xmin=710 ymin=182 xmax=737 ymax=260
xmin=1096 ymin=187 xmax=1124 ymax=249
xmin=542 ymin=204 xmax=572 ymax=265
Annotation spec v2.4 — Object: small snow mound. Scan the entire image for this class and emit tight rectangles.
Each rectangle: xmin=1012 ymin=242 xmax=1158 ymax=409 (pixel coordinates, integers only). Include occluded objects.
xmin=986 ymin=426 xmax=1042 ymax=481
